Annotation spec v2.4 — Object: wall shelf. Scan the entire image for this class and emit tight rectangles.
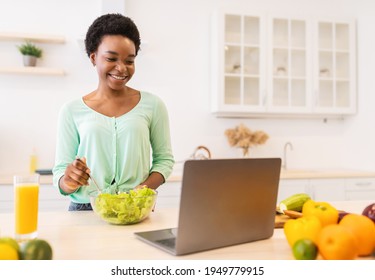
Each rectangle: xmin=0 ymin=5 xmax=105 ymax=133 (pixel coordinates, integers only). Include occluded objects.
xmin=0 ymin=31 xmax=66 ymax=76
xmin=0 ymin=32 xmax=65 ymax=44
xmin=0 ymin=66 xmax=65 ymax=76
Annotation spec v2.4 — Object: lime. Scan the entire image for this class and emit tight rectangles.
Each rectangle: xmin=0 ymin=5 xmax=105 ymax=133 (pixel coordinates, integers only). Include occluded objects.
xmin=292 ymin=239 xmax=318 ymax=260
xmin=20 ymin=239 xmax=53 ymax=260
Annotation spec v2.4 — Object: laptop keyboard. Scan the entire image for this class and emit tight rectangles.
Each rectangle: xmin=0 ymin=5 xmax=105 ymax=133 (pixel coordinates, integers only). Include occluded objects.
xmin=156 ymin=237 xmax=176 ymax=248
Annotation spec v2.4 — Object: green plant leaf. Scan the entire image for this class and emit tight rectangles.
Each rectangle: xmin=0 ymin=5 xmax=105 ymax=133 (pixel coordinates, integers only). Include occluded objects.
xmin=17 ymin=41 xmax=43 ymax=58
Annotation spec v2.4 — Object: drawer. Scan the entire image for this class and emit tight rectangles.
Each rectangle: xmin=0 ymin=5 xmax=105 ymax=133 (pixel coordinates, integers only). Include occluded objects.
xmin=345 ymin=178 xmax=375 ymax=191
xmin=0 ymin=186 xmax=13 ymax=202
xmin=157 ymin=182 xmax=182 ymax=197
xmin=345 ymin=190 xmax=375 ymax=201
xmin=155 ymin=196 xmax=180 ymax=209
xmin=0 ymin=184 xmax=70 ymax=212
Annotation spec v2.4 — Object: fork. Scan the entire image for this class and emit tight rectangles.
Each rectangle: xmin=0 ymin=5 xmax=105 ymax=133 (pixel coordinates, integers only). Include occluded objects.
xmin=75 ymin=157 xmax=101 ymax=193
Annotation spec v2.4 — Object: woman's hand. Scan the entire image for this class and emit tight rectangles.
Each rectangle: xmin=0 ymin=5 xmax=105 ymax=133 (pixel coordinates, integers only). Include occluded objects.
xmin=133 ymin=172 xmax=165 ymax=191
xmin=60 ymin=157 xmax=90 ymax=193
xmin=134 ymin=184 xmax=148 ymax=190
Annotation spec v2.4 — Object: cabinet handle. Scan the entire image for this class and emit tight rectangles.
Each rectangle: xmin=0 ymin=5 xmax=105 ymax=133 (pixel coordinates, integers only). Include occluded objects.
xmin=355 ymin=182 xmax=373 ymax=187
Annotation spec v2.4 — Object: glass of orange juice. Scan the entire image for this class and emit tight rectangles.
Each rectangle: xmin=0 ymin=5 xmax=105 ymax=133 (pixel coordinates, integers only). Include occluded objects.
xmin=14 ymin=174 xmax=40 ymax=241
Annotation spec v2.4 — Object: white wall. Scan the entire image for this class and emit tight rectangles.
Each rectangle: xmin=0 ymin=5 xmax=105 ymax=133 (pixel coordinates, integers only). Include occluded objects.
xmin=1 ymin=0 xmax=375 ymax=175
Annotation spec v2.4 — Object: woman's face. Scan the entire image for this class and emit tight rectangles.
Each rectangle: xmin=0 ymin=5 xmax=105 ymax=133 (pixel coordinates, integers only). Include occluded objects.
xmin=90 ymin=35 xmax=136 ymax=91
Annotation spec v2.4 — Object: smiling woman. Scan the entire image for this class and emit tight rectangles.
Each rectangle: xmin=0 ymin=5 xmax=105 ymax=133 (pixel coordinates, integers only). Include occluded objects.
xmin=52 ymin=13 xmax=175 ymax=211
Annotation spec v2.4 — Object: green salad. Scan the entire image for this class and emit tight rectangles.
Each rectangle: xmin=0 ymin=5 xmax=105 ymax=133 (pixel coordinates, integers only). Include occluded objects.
xmin=93 ymin=188 xmax=157 ymax=224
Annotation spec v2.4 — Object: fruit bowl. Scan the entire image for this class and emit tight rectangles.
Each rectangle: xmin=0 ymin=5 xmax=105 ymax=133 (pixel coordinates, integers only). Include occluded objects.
xmin=89 ymin=188 xmax=157 ymax=225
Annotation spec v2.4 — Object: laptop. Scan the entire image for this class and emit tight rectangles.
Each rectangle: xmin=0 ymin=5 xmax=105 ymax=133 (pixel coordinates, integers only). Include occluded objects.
xmin=134 ymin=157 xmax=281 ymax=256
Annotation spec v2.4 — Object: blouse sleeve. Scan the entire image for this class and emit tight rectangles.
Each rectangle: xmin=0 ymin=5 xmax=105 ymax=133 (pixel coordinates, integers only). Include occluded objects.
xmin=149 ymin=97 xmax=175 ymax=181
xmin=52 ymin=102 xmax=79 ymax=194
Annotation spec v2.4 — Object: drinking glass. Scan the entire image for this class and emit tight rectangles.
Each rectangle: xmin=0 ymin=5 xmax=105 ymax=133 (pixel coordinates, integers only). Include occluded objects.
xmin=14 ymin=174 xmax=40 ymax=241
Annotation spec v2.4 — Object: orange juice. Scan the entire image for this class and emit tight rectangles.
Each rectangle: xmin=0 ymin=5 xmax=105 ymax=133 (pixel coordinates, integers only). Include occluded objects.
xmin=14 ymin=181 xmax=39 ymax=240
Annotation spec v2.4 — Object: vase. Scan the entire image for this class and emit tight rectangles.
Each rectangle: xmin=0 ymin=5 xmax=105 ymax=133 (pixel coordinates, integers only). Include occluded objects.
xmin=23 ymin=55 xmax=37 ymax=67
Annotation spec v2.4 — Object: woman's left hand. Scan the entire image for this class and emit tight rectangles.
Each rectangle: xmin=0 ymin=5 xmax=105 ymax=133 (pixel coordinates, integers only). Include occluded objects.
xmin=134 ymin=184 xmax=148 ymax=190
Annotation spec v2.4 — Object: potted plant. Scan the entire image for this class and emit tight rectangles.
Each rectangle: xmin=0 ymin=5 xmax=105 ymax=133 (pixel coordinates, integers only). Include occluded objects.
xmin=17 ymin=41 xmax=43 ymax=67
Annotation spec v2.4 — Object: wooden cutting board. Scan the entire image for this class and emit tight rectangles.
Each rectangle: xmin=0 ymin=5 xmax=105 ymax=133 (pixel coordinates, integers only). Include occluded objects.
xmin=274 ymin=210 xmax=303 ymax=228
xmin=275 ymin=214 xmax=292 ymax=228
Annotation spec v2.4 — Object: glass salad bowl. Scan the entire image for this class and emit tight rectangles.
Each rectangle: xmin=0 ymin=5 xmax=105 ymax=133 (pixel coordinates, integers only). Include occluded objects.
xmin=89 ymin=188 xmax=157 ymax=225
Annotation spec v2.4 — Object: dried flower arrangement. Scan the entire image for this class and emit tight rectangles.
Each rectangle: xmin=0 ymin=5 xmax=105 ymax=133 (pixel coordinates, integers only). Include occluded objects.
xmin=225 ymin=123 xmax=269 ymax=157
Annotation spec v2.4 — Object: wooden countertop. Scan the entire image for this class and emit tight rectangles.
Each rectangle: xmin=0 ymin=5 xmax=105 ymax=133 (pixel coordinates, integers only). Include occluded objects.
xmin=0 ymin=200 xmax=373 ymax=260
xmin=1 ymin=168 xmax=375 ymax=185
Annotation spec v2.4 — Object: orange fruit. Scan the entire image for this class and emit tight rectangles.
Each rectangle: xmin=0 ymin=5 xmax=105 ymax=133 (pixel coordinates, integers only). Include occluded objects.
xmin=0 ymin=237 xmax=20 ymax=260
xmin=339 ymin=213 xmax=375 ymax=256
xmin=318 ymin=224 xmax=358 ymax=260
xmin=0 ymin=243 xmax=19 ymax=260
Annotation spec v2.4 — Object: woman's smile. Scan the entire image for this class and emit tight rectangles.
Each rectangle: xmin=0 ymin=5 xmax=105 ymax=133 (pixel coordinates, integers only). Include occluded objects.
xmin=108 ymin=73 xmax=128 ymax=80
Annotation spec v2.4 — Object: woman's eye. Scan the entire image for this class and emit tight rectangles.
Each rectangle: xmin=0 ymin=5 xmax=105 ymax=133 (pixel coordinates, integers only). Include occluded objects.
xmin=106 ymin=57 xmax=116 ymax=62
xmin=126 ymin=60 xmax=135 ymax=65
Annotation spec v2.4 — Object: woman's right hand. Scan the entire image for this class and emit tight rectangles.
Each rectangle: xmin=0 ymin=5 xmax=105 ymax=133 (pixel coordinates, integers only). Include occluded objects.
xmin=60 ymin=157 xmax=91 ymax=193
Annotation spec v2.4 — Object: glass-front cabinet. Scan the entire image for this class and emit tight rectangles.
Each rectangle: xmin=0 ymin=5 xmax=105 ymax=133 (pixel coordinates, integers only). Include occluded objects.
xmin=313 ymin=19 xmax=356 ymax=114
xmin=268 ymin=17 xmax=312 ymax=113
xmin=211 ymin=11 xmax=357 ymax=118
xmin=211 ymin=12 xmax=266 ymax=116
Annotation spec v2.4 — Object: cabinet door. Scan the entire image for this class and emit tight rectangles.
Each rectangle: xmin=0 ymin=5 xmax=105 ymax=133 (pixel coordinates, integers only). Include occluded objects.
xmin=156 ymin=182 xmax=182 ymax=208
xmin=0 ymin=185 xmax=13 ymax=212
xmin=278 ymin=179 xmax=310 ymax=204
xmin=211 ymin=12 xmax=266 ymax=116
xmin=39 ymin=185 xmax=71 ymax=211
xmin=268 ymin=16 xmax=312 ymax=113
xmin=313 ymin=19 xmax=356 ymax=115
xmin=0 ymin=184 xmax=70 ymax=212
xmin=309 ymin=179 xmax=346 ymax=201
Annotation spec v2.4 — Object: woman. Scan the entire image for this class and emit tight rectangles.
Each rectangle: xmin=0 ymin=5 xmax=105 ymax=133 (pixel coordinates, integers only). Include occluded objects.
xmin=53 ymin=14 xmax=174 ymax=211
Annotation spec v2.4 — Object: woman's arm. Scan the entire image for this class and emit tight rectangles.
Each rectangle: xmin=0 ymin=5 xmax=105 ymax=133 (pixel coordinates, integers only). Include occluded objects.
xmin=135 ymin=171 xmax=165 ymax=190
xmin=148 ymin=96 xmax=175 ymax=182
xmin=53 ymin=102 xmax=89 ymax=195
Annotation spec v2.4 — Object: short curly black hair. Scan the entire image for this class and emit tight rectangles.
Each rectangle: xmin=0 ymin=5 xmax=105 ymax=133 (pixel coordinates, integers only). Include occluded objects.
xmin=84 ymin=13 xmax=141 ymax=57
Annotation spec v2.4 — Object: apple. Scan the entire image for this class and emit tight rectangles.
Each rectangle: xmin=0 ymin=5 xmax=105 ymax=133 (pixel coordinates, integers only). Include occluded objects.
xmin=362 ymin=203 xmax=375 ymax=223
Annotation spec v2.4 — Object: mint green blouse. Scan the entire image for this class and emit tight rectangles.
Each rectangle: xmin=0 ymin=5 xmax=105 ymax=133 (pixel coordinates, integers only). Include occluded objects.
xmin=52 ymin=91 xmax=174 ymax=203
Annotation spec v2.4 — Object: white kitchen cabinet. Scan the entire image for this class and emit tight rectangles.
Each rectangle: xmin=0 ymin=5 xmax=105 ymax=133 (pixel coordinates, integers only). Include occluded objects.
xmin=277 ymin=179 xmax=310 ymax=204
xmin=0 ymin=184 xmax=70 ymax=213
xmin=0 ymin=32 xmax=65 ymax=76
xmin=211 ymin=11 xmax=356 ymax=118
xmin=344 ymin=178 xmax=375 ymax=201
xmin=313 ymin=19 xmax=357 ymax=115
xmin=155 ymin=181 xmax=182 ymax=209
xmin=0 ymin=186 xmax=13 ymax=212
xmin=211 ymin=12 xmax=267 ymax=116
xmin=267 ymin=16 xmax=312 ymax=114
xmin=303 ymin=178 xmax=375 ymax=202
xmin=309 ymin=178 xmax=346 ymax=201
xmin=278 ymin=177 xmax=375 ymax=203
